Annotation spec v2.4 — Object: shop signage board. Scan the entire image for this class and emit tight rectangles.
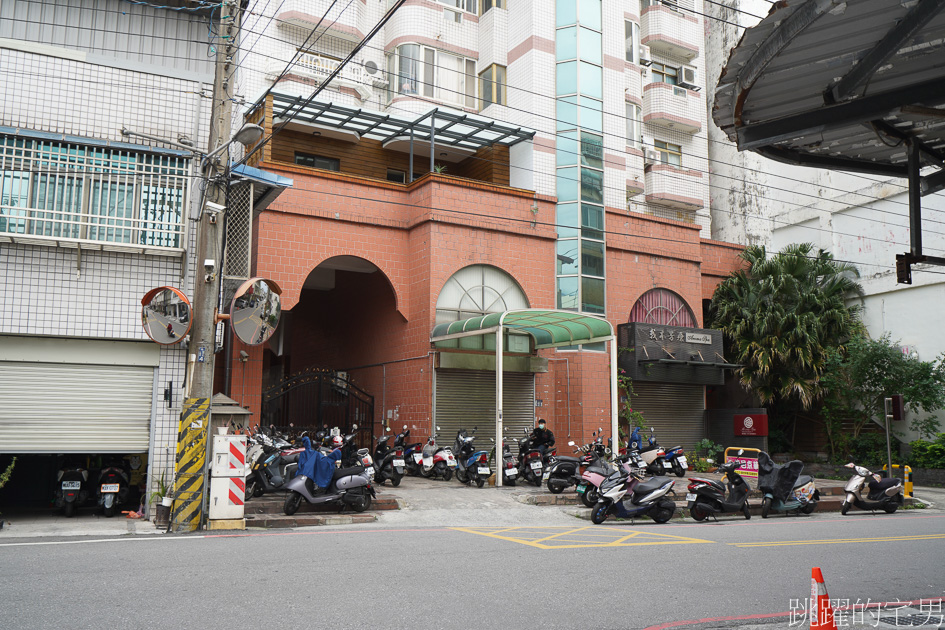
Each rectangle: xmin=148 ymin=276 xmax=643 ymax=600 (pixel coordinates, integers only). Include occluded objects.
xmin=734 ymin=414 xmax=768 ymax=436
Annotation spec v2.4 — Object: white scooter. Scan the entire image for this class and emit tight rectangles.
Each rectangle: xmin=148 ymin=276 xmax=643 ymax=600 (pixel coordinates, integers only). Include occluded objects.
xmin=840 ymin=463 xmax=904 ymax=515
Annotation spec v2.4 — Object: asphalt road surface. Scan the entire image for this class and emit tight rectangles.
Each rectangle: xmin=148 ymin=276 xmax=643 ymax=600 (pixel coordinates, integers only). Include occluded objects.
xmin=1 ymin=510 xmax=943 ymax=630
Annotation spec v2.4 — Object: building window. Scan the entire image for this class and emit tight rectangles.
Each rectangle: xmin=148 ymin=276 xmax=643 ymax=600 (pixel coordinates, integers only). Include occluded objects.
xmin=479 ymin=64 xmax=507 ymax=108
xmin=654 ymin=140 xmax=681 ymax=166
xmin=295 ymin=153 xmax=340 ymax=171
xmin=624 ymin=21 xmax=640 ymax=64
xmin=435 ymin=264 xmax=530 ymax=351
xmin=650 ymin=62 xmax=678 ymax=85
xmin=629 ymin=288 xmax=696 ymax=327
xmin=387 ymin=169 xmax=406 ymax=183
xmin=439 ymin=0 xmax=477 ymax=12
xmin=390 ymin=45 xmax=476 ymax=108
xmin=626 ymin=103 xmax=642 ymax=150
xmin=480 ymin=0 xmax=504 ymax=13
xmin=0 ymin=136 xmax=188 ymax=249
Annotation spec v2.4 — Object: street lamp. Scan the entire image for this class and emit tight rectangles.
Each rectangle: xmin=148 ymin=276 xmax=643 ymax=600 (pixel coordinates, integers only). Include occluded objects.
xmin=121 ymin=123 xmax=264 ymax=167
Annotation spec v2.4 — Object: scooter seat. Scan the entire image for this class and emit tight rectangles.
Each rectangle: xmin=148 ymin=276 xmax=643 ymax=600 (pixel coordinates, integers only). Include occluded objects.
xmin=793 ymin=475 xmax=813 ymax=489
xmin=585 ymin=465 xmax=611 ymax=476
xmin=667 ymin=446 xmax=682 ymax=453
xmin=554 ymin=456 xmax=582 ymax=464
xmin=634 ymin=476 xmax=671 ymax=495
xmin=332 ymin=465 xmax=365 ymax=480
xmin=868 ymin=477 xmax=900 ymax=492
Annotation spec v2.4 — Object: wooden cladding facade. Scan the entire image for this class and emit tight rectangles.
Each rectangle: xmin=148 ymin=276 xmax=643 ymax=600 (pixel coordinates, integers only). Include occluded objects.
xmin=269 ymin=129 xmax=510 ymax=187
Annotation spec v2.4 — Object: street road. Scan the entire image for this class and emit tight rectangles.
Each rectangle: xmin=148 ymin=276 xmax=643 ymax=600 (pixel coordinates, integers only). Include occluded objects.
xmin=1 ymin=511 xmax=943 ymax=629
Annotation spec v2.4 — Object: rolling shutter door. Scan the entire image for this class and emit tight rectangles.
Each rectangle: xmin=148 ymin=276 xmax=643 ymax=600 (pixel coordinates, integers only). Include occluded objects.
xmin=629 ymin=383 xmax=705 ymax=451
xmin=0 ymin=362 xmax=154 ymax=453
xmin=434 ymin=369 xmax=534 ymax=456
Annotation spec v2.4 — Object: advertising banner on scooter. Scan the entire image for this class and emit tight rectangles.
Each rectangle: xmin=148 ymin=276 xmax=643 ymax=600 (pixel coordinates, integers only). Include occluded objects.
xmin=734 ymin=414 xmax=768 ymax=436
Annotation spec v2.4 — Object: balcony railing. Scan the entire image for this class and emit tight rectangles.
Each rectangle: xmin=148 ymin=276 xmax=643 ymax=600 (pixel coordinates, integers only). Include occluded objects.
xmin=278 ymin=0 xmax=362 ymax=41
xmin=267 ymin=51 xmax=387 ymax=99
xmin=641 ymin=3 xmax=701 ymax=61
xmin=644 ymin=163 xmax=704 ymax=210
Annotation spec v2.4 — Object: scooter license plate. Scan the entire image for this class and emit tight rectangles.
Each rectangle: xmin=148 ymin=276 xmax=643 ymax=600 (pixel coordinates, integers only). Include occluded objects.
xmin=530 ymin=461 xmax=542 ymax=470
xmin=447 ymin=460 xmax=457 ymax=468
xmin=393 ymin=459 xmax=405 ymax=467
xmin=477 ymin=466 xmax=490 ymax=475
xmin=101 ymin=484 xmax=120 ymax=493
xmin=663 ymin=461 xmax=673 ymax=468
xmin=678 ymin=456 xmax=687 ymax=468
xmin=576 ymin=483 xmax=587 ymax=494
xmin=62 ymin=481 xmax=81 ymax=490
xmin=505 ymin=470 xmax=517 ymax=477
xmin=542 ymin=471 xmax=551 ymax=481
xmin=686 ymin=493 xmax=696 ymax=502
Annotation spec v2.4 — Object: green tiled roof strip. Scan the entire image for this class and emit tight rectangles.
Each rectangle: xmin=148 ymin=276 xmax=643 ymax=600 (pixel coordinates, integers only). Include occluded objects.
xmin=430 ymin=309 xmax=613 ymax=348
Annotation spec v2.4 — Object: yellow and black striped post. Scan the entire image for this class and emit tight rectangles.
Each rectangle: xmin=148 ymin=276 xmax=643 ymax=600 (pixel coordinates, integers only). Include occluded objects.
xmin=170 ymin=398 xmax=210 ymax=532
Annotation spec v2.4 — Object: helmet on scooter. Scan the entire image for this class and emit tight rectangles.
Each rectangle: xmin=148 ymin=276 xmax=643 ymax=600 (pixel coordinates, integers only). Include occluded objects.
xmin=331 ymin=435 xmax=343 ymax=448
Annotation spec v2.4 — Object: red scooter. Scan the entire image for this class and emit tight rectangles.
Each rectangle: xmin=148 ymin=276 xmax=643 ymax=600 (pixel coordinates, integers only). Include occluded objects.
xmin=419 ymin=427 xmax=457 ymax=481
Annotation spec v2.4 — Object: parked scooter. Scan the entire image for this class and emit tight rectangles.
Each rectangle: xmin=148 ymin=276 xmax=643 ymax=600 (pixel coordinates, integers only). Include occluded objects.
xmin=686 ymin=456 xmax=752 ymax=521
xmin=628 ymin=426 xmax=668 ymax=476
xmin=840 ymin=462 xmax=904 ymax=515
xmin=282 ymin=460 xmax=376 ymax=515
xmin=575 ymin=436 xmax=632 ymax=508
xmin=96 ymin=456 xmax=130 ymax=518
xmin=545 ymin=429 xmax=606 ymax=494
xmin=55 ymin=459 xmax=89 ymax=518
xmin=245 ymin=431 xmax=304 ymax=499
xmin=420 ymin=427 xmax=457 ymax=480
xmin=402 ymin=430 xmax=425 ymax=477
xmin=372 ymin=427 xmax=405 ymax=487
xmin=591 ymin=461 xmax=676 ymax=525
xmin=454 ymin=428 xmax=491 ymax=488
xmin=489 ymin=434 xmax=518 ymax=486
xmin=517 ymin=428 xmax=545 ymax=486
xmin=757 ymin=451 xmax=819 ymax=518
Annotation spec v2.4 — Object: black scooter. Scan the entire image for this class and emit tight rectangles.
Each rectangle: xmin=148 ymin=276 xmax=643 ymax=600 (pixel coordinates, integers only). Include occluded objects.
xmin=55 ymin=460 xmax=89 ymax=518
xmin=96 ymin=457 xmax=130 ymax=518
xmin=686 ymin=458 xmax=751 ymax=521
xmin=372 ymin=427 xmax=405 ymax=487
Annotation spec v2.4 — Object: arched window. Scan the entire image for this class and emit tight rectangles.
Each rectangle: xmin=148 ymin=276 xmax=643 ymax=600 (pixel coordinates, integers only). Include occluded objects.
xmin=629 ymin=288 xmax=696 ymax=327
xmin=435 ymin=265 xmax=529 ymax=350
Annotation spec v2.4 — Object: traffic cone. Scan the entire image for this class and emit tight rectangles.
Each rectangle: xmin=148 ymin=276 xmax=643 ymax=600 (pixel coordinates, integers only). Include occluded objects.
xmin=810 ymin=567 xmax=837 ymax=629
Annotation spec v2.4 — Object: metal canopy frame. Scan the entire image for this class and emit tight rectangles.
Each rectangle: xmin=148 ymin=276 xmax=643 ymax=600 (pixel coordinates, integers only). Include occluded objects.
xmin=269 ymin=93 xmax=535 ymax=151
xmin=431 ymin=309 xmax=618 ymax=487
xmin=713 ymin=0 xmax=945 ymax=281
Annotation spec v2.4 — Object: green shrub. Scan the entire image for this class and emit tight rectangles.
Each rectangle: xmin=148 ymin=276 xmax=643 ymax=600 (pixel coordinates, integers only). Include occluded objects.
xmin=908 ymin=433 xmax=945 ymax=469
xmin=694 ymin=438 xmax=723 ymax=462
xmin=836 ymin=432 xmax=903 ymax=467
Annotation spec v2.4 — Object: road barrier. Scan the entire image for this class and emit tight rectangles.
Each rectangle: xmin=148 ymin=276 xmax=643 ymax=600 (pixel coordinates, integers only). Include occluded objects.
xmin=883 ymin=464 xmax=913 ymax=497
xmin=724 ymin=447 xmax=761 ymax=486
xmin=810 ymin=567 xmax=837 ymax=629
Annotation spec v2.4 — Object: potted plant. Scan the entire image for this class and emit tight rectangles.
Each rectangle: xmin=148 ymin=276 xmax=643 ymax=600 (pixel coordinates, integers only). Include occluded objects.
xmin=148 ymin=472 xmax=173 ymax=528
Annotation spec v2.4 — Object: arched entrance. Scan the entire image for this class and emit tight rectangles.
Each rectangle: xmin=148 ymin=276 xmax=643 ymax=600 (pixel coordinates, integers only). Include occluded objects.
xmin=260 ymin=256 xmax=403 ymax=442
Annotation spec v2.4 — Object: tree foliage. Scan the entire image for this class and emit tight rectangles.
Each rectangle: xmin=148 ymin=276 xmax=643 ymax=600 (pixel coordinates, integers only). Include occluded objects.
xmin=710 ymin=243 xmax=863 ymax=410
xmin=820 ymin=334 xmax=945 ymax=459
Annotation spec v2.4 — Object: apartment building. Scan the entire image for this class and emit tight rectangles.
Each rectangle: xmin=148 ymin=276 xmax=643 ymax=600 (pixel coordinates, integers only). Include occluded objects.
xmin=231 ymin=0 xmax=744 ymax=450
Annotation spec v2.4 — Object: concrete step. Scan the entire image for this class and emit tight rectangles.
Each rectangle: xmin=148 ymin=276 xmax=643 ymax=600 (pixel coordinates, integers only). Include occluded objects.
xmin=244 ymin=493 xmax=401 ymax=515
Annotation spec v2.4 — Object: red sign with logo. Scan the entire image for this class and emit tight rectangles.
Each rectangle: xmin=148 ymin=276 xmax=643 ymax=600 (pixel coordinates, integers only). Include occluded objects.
xmin=734 ymin=414 xmax=768 ymax=436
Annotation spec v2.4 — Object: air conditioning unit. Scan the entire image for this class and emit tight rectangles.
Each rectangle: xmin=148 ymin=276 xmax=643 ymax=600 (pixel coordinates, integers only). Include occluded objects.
xmin=644 ymin=149 xmax=660 ymax=165
xmin=639 ymin=45 xmax=653 ymax=67
xmin=678 ymin=65 xmax=701 ymax=91
xmin=363 ymin=60 xmax=388 ymax=85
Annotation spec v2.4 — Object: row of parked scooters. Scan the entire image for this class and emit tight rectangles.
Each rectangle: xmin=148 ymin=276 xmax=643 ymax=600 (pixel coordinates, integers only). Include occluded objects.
xmin=53 ymin=456 xmax=134 ymax=517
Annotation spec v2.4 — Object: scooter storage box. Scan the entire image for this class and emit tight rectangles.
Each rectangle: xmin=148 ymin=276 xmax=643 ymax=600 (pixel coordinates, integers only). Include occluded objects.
xmin=335 ymin=473 xmax=367 ymax=491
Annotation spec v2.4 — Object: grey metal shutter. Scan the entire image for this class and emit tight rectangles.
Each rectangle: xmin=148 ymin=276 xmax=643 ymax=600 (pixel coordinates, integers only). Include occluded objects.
xmin=629 ymin=383 xmax=705 ymax=452
xmin=434 ymin=369 xmax=535 ymax=456
xmin=0 ymin=361 xmax=154 ymax=453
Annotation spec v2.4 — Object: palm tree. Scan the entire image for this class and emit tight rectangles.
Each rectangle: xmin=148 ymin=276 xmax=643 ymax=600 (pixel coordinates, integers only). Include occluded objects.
xmin=711 ymin=243 xmax=863 ymax=410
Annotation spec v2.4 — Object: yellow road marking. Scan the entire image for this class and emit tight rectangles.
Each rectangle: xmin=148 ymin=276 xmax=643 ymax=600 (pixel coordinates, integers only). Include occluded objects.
xmin=451 ymin=526 xmax=713 ymax=549
xmin=730 ymin=534 xmax=945 ymax=548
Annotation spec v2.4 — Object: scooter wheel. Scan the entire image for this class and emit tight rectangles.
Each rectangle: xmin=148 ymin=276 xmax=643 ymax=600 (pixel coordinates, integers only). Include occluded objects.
xmin=840 ymin=500 xmax=851 ymax=515
xmin=244 ymin=480 xmax=258 ymax=502
xmin=475 ymin=477 xmax=485 ymax=489
xmin=390 ymin=473 xmax=402 ymax=488
xmin=547 ymin=478 xmax=565 ymax=494
xmin=742 ymin=501 xmax=751 ymax=520
xmin=761 ymin=497 xmax=771 ymax=519
xmin=531 ymin=474 xmax=542 ymax=488
xmin=503 ymin=475 xmax=516 ymax=487
xmin=581 ymin=487 xmax=599 ymax=509
xmin=456 ymin=469 xmax=469 ymax=485
xmin=350 ymin=490 xmax=372 ymax=513
xmin=883 ymin=503 xmax=899 ymax=514
xmin=442 ymin=468 xmax=453 ymax=482
xmin=103 ymin=504 xmax=116 ymax=518
xmin=63 ymin=502 xmax=76 ymax=518
xmin=591 ymin=502 xmax=609 ymax=525
xmin=801 ymin=502 xmax=817 ymax=514
xmin=690 ymin=502 xmax=710 ymax=522
xmin=650 ymin=498 xmax=675 ymax=524
xmin=673 ymin=461 xmax=685 ymax=477
xmin=283 ymin=492 xmax=302 ymax=516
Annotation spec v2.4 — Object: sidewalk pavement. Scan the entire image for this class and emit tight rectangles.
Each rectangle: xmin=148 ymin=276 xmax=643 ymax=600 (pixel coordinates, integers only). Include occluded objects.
xmin=1 ymin=477 xmax=941 ymax=539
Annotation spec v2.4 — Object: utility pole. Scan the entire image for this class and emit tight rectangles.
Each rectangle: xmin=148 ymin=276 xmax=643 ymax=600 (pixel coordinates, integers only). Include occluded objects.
xmin=170 ymin=0 xmax=241 ymax=532
xmin=191 ymin=0 xmax=240 ymax=398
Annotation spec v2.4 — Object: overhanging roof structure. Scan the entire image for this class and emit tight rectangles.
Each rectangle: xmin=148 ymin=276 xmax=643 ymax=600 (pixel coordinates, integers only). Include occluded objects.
xmin=431 ymin=309 xmax=614 ymax=347
xmin=432 ymin=310 xmax=618 ymax=488
xmin=713 ymin=0 xmax=945 ymax=277
xmin=269 ymin=93 xmax=536 ymax=152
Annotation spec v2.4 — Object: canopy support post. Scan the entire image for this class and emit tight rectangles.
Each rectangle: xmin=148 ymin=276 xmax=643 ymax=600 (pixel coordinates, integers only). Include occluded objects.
xmin=610 ymin=335 xmax=619 ymax=458
xmin=495 ymin=325 xmax=504 ymax=487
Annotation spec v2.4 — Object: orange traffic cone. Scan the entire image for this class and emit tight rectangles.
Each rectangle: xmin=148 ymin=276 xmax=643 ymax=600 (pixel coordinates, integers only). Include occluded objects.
xmin=810 ymin=567 xmax=838 ymax=629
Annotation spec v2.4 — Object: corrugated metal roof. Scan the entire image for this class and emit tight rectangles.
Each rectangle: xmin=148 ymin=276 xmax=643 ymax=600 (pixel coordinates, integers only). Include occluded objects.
xmin=713 ymin=0 xmax=945 ymax=176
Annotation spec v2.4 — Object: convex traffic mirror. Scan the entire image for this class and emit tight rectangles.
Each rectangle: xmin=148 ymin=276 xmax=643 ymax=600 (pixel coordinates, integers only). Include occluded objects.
xmin=141 ymin=286 xmax=192 ymax=345
xmin=230 ymin=277 xmax=282 ymax=345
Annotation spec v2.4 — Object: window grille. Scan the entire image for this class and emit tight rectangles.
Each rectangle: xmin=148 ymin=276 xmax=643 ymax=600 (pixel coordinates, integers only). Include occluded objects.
xmin=0 ymin=136 xmax=189 ymax=250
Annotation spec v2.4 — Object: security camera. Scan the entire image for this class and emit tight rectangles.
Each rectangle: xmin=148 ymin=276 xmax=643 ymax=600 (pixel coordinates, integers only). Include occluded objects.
xmin=239 ymin=350 xmax=249 ymax=363
xmin=204 ymin=201 xmax=224 ymax=224
xmin=204 ymin=259 xmax=216 ymax=272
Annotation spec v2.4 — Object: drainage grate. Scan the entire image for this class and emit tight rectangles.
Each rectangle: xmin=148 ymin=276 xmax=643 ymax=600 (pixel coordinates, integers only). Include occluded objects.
xmin=878 ymin=614 xmax=944 ymax=627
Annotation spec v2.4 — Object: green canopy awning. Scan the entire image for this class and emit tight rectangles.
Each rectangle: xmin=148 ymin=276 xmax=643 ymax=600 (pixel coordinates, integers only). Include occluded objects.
xmin=430 ymin=309 xmax=614 ymax=348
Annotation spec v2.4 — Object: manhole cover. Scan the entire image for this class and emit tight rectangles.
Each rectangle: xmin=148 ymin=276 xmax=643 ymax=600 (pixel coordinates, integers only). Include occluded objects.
xmin=878 ymin=614 xmax=944 ymax=627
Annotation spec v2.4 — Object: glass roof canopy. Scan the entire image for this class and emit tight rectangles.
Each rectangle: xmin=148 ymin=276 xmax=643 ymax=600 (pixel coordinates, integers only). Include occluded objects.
xmin=269 ymin=92 xmax=536 ymax=152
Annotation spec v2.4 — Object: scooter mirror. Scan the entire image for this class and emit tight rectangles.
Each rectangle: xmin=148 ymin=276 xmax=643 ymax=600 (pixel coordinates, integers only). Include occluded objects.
xmin=845 ymin=462 xmax=855 ymax=468
xmin=385 ymin=426 xmax=391 ymax=433
xmin=598 ymin=427 xmax=602 ymax=433
xmin=568 ymin=441 xmax=575 ymax=446
xmin=352 ymin=424 xmax=358 ymax=430
xmin=737 ymin=448 xmax=744 ymax=455
xmin=436 ymin=426 xmax=441 ymax=431
xmin=404 ymin=425 xmax=408 ymax=430
xmin=490 ymin=437 xmax=495 ymax=443
xmin=649 ymin=427 xmax=654 ymax=433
